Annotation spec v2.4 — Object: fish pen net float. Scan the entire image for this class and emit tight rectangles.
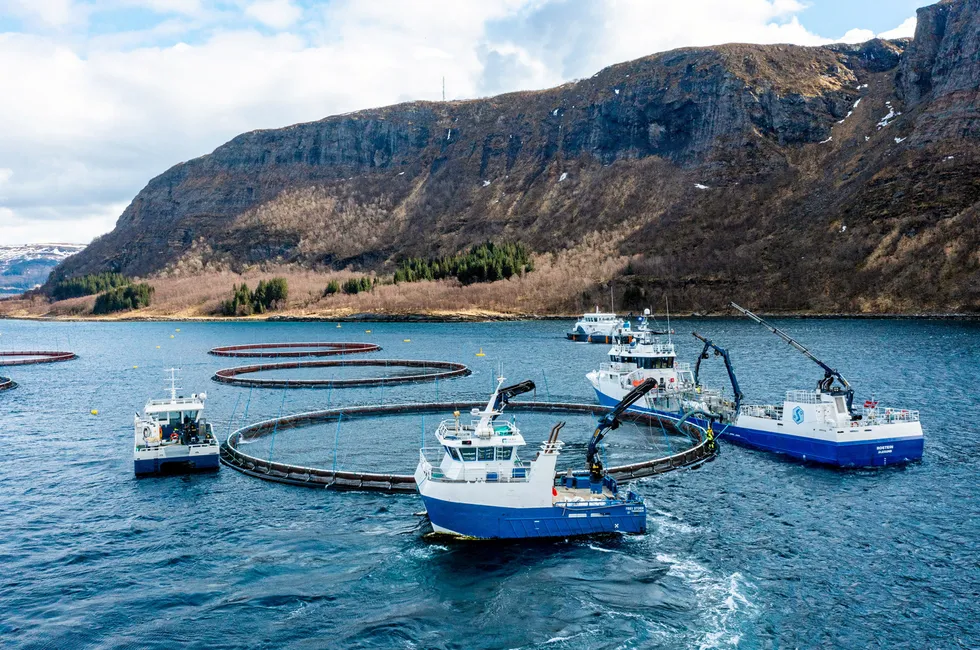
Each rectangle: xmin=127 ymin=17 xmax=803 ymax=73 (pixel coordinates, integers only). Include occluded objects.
xmin=0 ymin=351 xmax=77 ymax=366
xmin=220 ymin=401 xmax=718 ymax=492
xmin=0 ymin=376 xmax=16 ymax=391
xmin=212 ymin=359 xmax=471 ymax=388
xmin=208 ymin=342 xmax=380 ymax=358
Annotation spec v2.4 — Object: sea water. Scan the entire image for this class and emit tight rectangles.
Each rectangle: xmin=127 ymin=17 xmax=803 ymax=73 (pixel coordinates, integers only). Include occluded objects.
xmin=0 ymin=318 xmax=977 ymax=648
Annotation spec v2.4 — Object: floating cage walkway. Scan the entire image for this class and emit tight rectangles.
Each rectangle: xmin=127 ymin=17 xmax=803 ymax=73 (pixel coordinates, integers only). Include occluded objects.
xmin=0 ymin=376 xmax=15 ymax=391
xmin=212 ymin=359 xmax=471 ymax=389
xmin=220 ymin=401 xmax=717 ymax=492
xmin=0 ymin=351 xmax=77 ymax=366
xmin=209 ymin=342 xmax=380 ymax=358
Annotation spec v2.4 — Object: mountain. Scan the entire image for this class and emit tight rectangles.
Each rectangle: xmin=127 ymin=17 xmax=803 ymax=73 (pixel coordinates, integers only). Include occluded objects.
xmin=0 ymin=244 xmax=86 ymax=297
xmin=49 ymin=0 xmax=980 ymax=314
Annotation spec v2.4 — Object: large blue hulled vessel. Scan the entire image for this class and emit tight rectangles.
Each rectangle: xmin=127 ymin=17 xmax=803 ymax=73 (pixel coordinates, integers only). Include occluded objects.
xmin=587 ymin=306 xmax=923 ymax=467
xmin=414 ymin=378 xmax=646 ymax=539
xmin=133 ymin=369 xmax=219 ymax=475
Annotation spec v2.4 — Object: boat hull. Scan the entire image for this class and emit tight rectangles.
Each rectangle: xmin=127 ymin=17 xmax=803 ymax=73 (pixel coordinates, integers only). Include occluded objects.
xmin=134 ymin=448 xmax=220 ymax=475
xmin=420 ymin=494 xmax=646 ymax=539
xmin=593 ymin=388 xmax=923 ymax=468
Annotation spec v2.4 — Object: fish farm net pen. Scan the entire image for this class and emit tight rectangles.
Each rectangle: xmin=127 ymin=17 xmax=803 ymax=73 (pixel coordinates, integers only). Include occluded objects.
xmin=220 ymin=401 xmax=716 ymax=492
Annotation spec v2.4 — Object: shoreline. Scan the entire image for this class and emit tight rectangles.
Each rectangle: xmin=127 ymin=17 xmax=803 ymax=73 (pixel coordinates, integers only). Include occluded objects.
xmin=1 ymin=310 xmax=977 ymax=323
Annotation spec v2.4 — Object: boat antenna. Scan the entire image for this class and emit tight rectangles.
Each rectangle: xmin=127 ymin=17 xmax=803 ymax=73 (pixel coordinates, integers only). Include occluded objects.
xmin=165 ymin=367 xmax=180 ymax=401
xmin=665 ymin=296 xmax=672 ymax=345
xmin=609 ymin=283 xmax=614 ymax=313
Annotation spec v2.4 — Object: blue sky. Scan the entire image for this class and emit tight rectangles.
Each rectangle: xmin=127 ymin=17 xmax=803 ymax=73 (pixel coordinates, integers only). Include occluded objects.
xmin=0 ymin=0 xmax=928 ymax=244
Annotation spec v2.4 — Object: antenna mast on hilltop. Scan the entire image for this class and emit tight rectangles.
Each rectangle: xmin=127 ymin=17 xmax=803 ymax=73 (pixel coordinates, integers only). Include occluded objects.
xmin=442 ymin=76 xmax=446 ymax=101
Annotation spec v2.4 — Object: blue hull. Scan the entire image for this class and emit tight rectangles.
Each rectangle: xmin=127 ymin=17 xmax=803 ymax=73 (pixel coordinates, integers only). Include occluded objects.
xmin=134 ymin=453 xmax=220 ymax=476
xmin=593 ymin=389 xmax=923 ymax=468
xmin=420 ymin=494 xmax=646 ymax=539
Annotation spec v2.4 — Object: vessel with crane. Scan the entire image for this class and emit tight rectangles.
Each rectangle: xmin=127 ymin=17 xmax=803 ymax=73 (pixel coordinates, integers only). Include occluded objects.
xmin=586 ymin=304 xmax=923 ymax=466
xmin=716 ymin=303 xmax=924 ymax=467
xmin=414 ymin=377 xmax=653 ymax=539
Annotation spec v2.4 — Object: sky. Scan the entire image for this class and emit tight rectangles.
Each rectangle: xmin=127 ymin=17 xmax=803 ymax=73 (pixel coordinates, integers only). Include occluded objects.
xmin=0 ymin=0 xmax=930 ymax=245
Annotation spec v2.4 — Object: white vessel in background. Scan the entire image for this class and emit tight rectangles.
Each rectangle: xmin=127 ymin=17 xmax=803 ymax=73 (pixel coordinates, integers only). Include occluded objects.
xmin=566 ymin=307 xmax=623 ymax=344
xmin=134 ymin=369 xmax=219 ymax=475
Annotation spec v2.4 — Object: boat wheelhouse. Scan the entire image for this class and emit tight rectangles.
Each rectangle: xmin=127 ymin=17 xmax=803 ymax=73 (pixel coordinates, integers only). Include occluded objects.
xmin=566 ymin=307 xmax=623 ymax=343
xmin=414 ymin=378 xmax=646 ymax=539
xmin=134 ymin=369 xmax=219 ymax=475
xmin=587 ymin=329 xmax=710 ymax=417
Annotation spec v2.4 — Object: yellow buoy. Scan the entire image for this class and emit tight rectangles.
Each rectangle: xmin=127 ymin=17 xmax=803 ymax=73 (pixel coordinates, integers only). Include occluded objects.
xmin=175 ymin=328 xmax=180 ymax=332
xmin=475 ymin=348 xmax=486 ymax=357
xmin=365 ymin=330 xmax=372 ymax=334
xmin=170 ymin=335 xmax=175 ymax=339
xmin=155 ymin=345 xmax=160 ymax=349
xmin=90 ymin=409 xmax=98 ymax=416
xmin=133 ymin=365 xmax=138 ymax=369
xmin=403 ymin=339 xmax=411 ymax=343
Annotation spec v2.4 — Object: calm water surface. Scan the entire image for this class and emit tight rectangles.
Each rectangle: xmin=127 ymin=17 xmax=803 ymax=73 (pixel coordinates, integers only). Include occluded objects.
xmin=1 ymin=318 xmax=978 ymax=649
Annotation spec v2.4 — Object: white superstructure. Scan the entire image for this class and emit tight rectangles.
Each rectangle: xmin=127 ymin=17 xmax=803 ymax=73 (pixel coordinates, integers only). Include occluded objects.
xmin=133 ymin=369 xmax=219 ymax=475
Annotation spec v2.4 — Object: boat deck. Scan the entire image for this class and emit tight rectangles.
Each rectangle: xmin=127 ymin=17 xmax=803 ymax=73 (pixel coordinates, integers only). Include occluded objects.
xmin=553 ymin=484 xmax=616 ymax=504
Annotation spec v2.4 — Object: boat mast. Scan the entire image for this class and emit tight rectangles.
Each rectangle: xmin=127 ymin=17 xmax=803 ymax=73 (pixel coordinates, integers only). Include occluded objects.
xmin=166 ymin=368 xmax=180 ymax=402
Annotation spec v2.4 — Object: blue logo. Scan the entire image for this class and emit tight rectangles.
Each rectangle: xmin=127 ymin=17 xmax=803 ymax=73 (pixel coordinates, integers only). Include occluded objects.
xmin=792 ymin=406 xmax=804 ymax=424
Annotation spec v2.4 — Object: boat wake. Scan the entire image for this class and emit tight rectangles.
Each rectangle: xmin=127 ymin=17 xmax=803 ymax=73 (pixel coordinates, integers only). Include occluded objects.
xmin=655 ymin=553 xmax=758 ymax=649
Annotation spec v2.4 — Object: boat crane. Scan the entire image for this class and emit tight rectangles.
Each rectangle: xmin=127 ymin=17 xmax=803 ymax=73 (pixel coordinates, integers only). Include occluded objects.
xmin=692 ymin=331 xmax=744 ymax=415
xmin=730 ymin=302 xmax=855 ymax=415
xmin=491 ymin=379 xmax=536 ymax=411
xmin=587 ymin=377 xmax=660 ymax=482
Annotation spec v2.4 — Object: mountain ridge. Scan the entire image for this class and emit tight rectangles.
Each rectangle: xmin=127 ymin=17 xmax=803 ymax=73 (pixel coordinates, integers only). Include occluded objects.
xmin=49 ymin=0 xmax=980 ymax=314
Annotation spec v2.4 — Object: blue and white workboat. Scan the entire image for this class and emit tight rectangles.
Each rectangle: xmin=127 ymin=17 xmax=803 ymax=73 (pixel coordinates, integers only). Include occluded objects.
xmin=415 ymin=378 xmax=647 ymax=539
xmin=133 ymin=369 xmax=219 ymax=475
xmin=587 ymin=305 xmax=924 ymax=467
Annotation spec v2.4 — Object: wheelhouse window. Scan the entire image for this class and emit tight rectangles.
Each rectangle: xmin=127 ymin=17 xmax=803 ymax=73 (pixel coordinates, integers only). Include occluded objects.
xmin=446 ymin=446 xmax=460 ymax=460
xmin=459 ymin=448 xmax=477 ymax=461
xmin=496 ymin=447 xmax=513 ymax=460
xmin=478 ymin=447 xmax=494 ymax=461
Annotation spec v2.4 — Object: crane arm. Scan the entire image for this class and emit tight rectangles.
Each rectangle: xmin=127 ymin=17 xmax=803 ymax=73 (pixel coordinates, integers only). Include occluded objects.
xmin=729 ymin=303 xmax=849 ymax=386
xmin=492 ymin=380 xmax=536 ymax=411
xmin=692 ymin=331 xmax=743 ymax=414
xmin=586 ymin=377 xmax=660 ymax=481
xmin=730 ymin=302 xmax=855 ymax=413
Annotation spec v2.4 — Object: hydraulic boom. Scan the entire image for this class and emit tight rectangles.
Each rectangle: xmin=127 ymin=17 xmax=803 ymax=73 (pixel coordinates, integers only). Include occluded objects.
xmin=587 ymin=377 xmax=660 ymax=481
xmin=492 ymin=380 xmax=536 ymax=411
xmin=730 ymin=302 xmax=855 ymax=414
xmin=692 ymin=331 xmax=743 ymax=416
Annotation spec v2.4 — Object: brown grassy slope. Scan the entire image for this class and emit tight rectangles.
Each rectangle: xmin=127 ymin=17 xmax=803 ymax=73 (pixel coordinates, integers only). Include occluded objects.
xmin=47 ymin=1 xmax=980 ymax=314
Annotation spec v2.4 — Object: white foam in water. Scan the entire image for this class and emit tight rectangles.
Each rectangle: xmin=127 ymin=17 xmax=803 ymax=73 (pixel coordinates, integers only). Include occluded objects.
xmin=655 ymin=553 xmax=757 ymax=650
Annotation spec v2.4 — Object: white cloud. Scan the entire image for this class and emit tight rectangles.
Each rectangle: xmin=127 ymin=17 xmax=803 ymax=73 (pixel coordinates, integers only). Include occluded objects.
xmin=838 ymin=28 xmax=876 ymax=44
xmin=879 ymin=16 xmax=917 ymax=40
xmin=0 ymin=168 xmax=12 ymax=184
xmin=0 ymin=0 xmax=902 ymax=245
xmin=245 ymin=0 xmax=302 ymax=30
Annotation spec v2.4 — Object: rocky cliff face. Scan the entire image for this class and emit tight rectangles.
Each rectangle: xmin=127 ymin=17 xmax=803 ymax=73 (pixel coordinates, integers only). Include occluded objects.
xmin=53 ymin=0 xmax=980 ymax=313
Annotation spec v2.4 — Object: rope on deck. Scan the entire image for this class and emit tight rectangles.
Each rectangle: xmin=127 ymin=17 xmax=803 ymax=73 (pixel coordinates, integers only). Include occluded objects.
xmin=212 ymin=358 xmax=471 ymax=389
xmin=0 ymin=351 xmax=77 ymax=366
xmin=209 ymin=342 xmax=380 ymax=358
xmin=220 ymin=401 xmax=718 ymax=492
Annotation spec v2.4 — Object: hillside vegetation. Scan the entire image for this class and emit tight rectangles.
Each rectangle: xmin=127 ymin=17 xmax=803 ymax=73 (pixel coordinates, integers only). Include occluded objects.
xmin=41 ymin=0 xmax=980 ymax=315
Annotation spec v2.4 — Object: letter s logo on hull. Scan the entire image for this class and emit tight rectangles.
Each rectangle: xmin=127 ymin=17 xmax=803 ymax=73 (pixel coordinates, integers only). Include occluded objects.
xmin=792 ymin=406 xmax=804 ymax=425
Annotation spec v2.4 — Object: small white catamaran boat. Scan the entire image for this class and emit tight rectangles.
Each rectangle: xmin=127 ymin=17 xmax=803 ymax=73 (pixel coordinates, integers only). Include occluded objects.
xmin=414 ymin=377 xmax=649 ymax=539
xmin=133 ymin=369 xmax=219 ymax=475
